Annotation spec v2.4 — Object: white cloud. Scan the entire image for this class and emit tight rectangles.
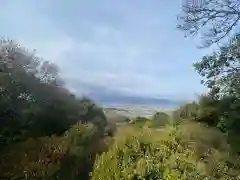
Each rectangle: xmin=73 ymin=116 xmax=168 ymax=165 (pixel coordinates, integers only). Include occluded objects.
xmin=0 ymin=0 xmax=208 ymax=100
xmin=0 ymin=0 xmax=74 ymax=62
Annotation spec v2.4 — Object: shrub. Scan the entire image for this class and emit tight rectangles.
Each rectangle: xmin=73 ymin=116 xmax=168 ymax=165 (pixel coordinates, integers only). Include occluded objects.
xmin=195 ymin=94 xmax=220 ymax=126
xmin=130 ymin=116 xmax=150 ymax=127
xmin=91 ymin=122 xmax=240 ymax=180
xmin=151 ymin=111 xmax=170 ymax=127
xmin=173 ymin=102 xmax=199 ymax=120
xmin=0 ymin=136 xmax=68 ymax=179
xmin=172 ymin=96 xmax=221 ymax=127
xmin=0 ymin=123 xmax=102 ymax=180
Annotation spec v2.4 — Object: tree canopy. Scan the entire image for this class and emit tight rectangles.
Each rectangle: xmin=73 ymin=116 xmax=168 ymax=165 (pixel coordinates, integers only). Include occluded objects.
xmin=178 ymin=0 xmax=240 ymax=134
xmin=178 ymin=0 xmax=240 ymax=47
xmin=0 ymin=39 xmax=107 ymax=147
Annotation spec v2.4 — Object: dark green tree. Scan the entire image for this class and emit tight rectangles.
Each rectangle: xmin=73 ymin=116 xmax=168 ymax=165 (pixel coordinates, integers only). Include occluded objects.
xmin=0 ymin=39 xmax=107 ymax=147
xmin=194 ymin=34 xmax=240 ymax=132
xmin=178 ymin=0 xmax=240 ymax=134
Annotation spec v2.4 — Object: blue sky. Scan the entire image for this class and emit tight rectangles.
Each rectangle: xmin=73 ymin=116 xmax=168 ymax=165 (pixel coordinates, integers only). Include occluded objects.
xmin=0 ymin=0 xmax=211 ymax=100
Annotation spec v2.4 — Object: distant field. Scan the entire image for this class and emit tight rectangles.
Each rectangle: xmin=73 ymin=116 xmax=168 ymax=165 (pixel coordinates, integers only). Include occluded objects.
xmin=103 ymin=104 xmax=176 ymax=119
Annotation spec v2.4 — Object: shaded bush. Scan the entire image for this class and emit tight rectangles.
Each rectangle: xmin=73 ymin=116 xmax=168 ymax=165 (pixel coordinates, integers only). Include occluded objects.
xmin=151 ymin=111 xmax=170 ymax=127
xmin=0 ymin=123 xmax=105 ymax=180
xmin=0 ymin=136 xmax=67 ymax=179
xmin=172 ymin=102 xmax=199 ymax=126
xmin=172 ymin=95 xmax=221 ymax=127
xmin=195 ymin=94 xmax=220 ymax=126
xmin=129 ymin=116 xmax=150 ymax=127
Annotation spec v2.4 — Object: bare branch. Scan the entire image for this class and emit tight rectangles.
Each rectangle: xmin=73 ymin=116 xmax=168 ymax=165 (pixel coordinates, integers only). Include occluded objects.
xmin=178 ymin=0 xmax=240 ymax=47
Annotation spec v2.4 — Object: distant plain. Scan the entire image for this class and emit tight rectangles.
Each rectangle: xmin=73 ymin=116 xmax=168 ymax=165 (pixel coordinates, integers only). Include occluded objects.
xmin=103 ymin=103 xmax=177 ymax=120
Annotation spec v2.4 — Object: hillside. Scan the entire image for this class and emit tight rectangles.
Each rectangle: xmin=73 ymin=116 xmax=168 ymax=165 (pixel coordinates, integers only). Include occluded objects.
xmin=92 ymin=120 xmax=240 ymax=180
xmin=1 ymin=0 xmax=240 ymax=179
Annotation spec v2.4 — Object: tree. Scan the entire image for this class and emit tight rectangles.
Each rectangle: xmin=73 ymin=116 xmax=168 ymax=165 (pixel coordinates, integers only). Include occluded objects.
xmin=178 ymin=0 xmax=240 ymax=132
xmin=194 ymin=34 xmax=240 ymax=98
xmin=196 ymin=94 xmax=220 ymax=126
xmin=0 ymin=39 xmax=107 ymax=147
xmin=194 ymin=34 xmax=240 ymax=133
xmin=152 ymin=112 xmax=169 ymax=122
xmin=151 ymin=112 xmax=170 ymax=127
xmin=178 ymin=0 xmax=240 ymax=47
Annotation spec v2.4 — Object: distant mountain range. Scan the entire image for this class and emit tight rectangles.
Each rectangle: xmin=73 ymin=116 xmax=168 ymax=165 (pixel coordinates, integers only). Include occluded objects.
xmin=88 ymin=93 xmax=179 ymax=106
xmin=65 ymin=79 xmax=181 ymax=106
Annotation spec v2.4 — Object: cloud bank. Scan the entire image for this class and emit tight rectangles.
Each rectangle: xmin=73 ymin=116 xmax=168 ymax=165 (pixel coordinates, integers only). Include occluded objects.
xmin=0 ymin=0 xmax=209 ymax=101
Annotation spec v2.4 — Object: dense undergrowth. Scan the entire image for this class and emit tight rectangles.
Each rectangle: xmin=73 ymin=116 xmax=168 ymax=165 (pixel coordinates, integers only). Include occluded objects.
xmin=0 ymin=40 xmax=113 ymax=179
xmin=0 ymin=38 xmax=239 ymax=179
xmin=0 ymin=123 xmax=112 ymax=179
xmin=92 ymin=121 xmax=240 ymax=180
xmin=1 ymin=0 xmax=240 ymax=178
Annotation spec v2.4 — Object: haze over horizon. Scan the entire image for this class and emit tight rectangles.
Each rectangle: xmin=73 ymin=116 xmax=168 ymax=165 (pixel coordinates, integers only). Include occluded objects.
xmin=0 ymin=0 xmax=212 ymax=102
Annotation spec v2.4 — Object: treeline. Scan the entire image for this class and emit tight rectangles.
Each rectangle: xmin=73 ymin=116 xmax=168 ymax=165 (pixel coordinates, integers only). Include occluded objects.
xmin=0 ymin=39 xmax=110 ymax=179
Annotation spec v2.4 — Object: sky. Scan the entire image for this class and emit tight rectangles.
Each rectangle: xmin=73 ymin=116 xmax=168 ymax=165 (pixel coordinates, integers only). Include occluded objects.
xmin=0 ymin=0 xmax=211 ymax=101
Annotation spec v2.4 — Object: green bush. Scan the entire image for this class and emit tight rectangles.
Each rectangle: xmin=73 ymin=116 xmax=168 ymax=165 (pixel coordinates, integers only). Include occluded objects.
xmin=194 ymin=94 xmax=220 ymax=126
xmin=129 ymin=116 xmax=150 ymax=127
xmin=91 ymin=122 xmax=240 ymax=180
xmin=172 ymin=102 xmax=199 ymax=121
xmin=151 ymin=111 xmax=170 ymax=127
xmin=172 ymin=96 xmax=221 ymax=127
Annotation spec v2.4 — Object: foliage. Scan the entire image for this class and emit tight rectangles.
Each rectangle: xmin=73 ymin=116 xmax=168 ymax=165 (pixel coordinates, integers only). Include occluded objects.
xmin=92 ymin=121 xmax=240 ymax=180
xmin=129 ymin=116 xmax=151 ymax=127
xmin=178 ymin=0 xmax=240 ymax=136
xmin=194 ymin=34 xmax=240 ymax=98
xmin=178 ymin=0 xmax=240 ymax=47
xmin=195 ymin=94 xmax=220 ymax=126
xmin=194 ymin=34 xmax=240 ymax=133
xmin=0 ymin=124 xmax=102 ymax=179
xmin=152 ymin=111 xmax=170 ymax=121
xmin=1 ymin=3 xmax=240 ymax=177
xmin=150 ymin=111 xmax=170 ymax=127
xmin=172 ymin=102 xmax=199 ymax=122
xmin=0 ymin=40 xmax=107 ymax=148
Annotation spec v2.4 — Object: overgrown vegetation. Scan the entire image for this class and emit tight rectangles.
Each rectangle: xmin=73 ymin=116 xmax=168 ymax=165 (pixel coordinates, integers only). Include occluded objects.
xmin=0 ymin=124 xmax=103 ymax=179
xmin=0 ymin=0 xmax=240 ymax=179
xmin=0 ymin=40 xmax=111 ymax=179
xmin=177 ymin=0 xmax=240 ymax=148
xmin=91 ymin=1 xmax=240 ymax=179
xmin=92 ymin=122 xmax=240 ymax=180
xmin=0 ymin=40 xmax=107 ymax=147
